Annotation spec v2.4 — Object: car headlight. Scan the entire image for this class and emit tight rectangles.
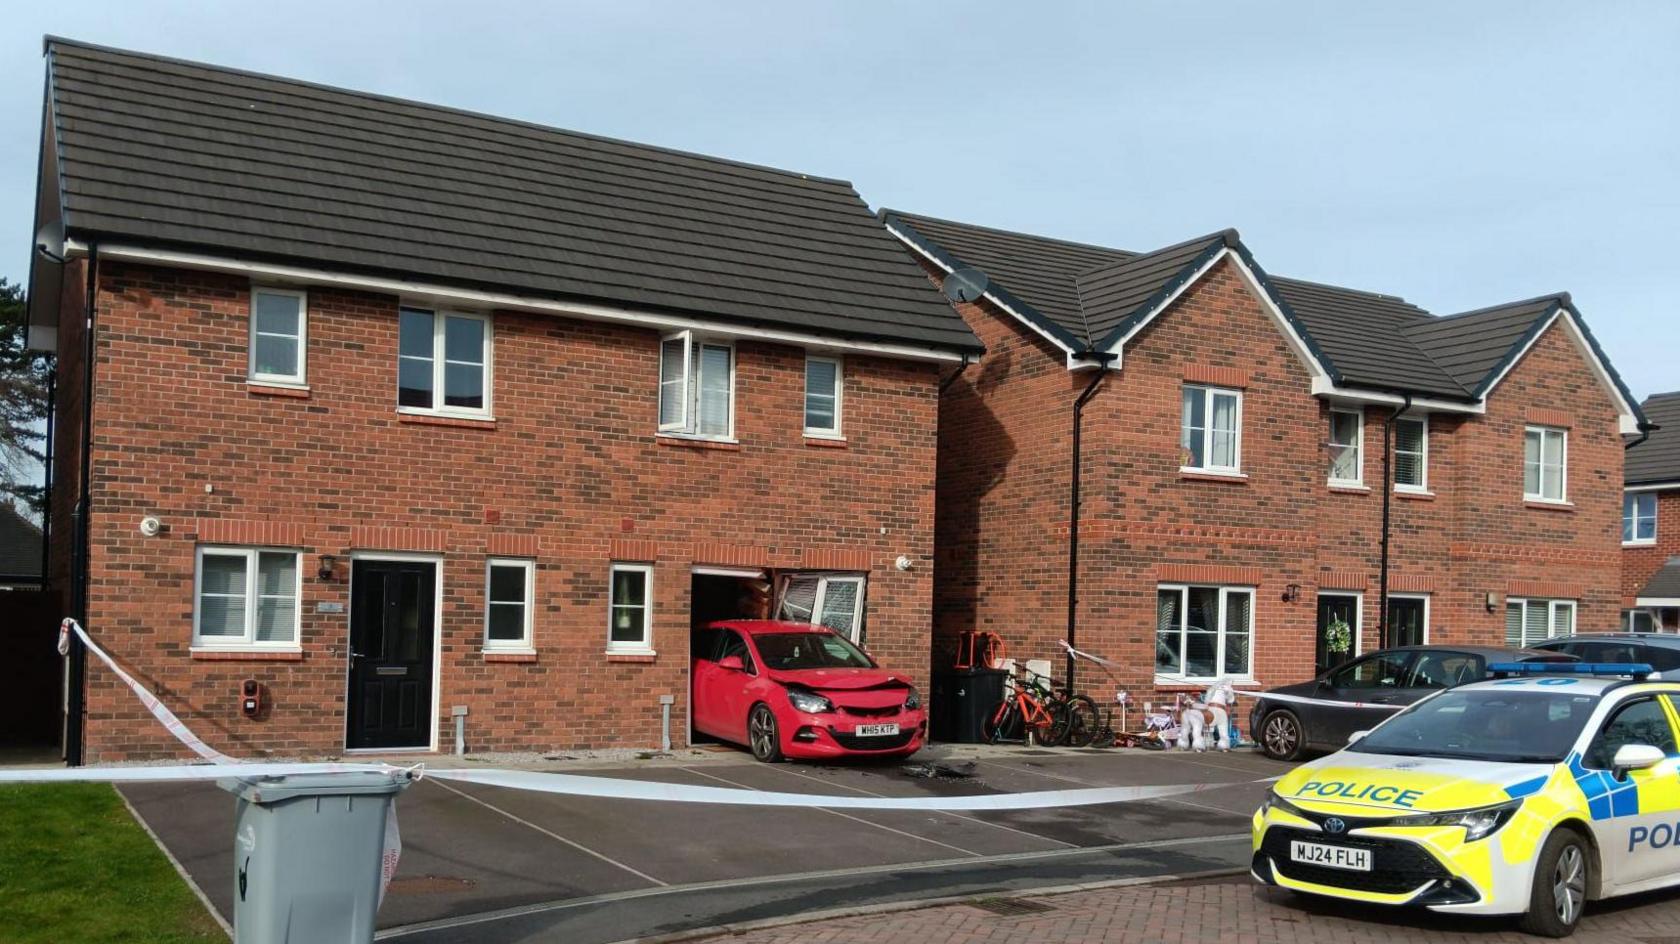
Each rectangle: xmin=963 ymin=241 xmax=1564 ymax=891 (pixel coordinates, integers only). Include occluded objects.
xmin=787 ymin=689 xmax=834 ymax=714
xmin=903 ymin=686 xmax=921 ymax=710
xmin=1259 ymin=790 xmax=1308 ymax=819
xmin=1389 ymin=800 xmax=1521 ymax=842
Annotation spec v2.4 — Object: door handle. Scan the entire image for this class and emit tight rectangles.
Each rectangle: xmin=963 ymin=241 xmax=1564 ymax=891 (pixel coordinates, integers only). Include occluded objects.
xmin=350 ymin=651 xmax=368 ymax=660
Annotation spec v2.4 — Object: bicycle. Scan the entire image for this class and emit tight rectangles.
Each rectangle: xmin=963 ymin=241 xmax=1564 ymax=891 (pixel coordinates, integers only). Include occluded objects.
xmin=986 ymin=668 xmax=1102 ymax=747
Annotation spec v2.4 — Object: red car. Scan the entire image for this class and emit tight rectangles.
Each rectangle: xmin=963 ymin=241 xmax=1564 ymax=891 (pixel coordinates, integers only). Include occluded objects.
xmin=691 ymin=620 xmax=927 ymax=762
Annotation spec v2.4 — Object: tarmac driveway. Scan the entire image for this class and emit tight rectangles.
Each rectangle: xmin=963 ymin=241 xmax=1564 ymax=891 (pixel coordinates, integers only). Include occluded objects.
xmin=117 ymin=745 xmax=1286 ymax=944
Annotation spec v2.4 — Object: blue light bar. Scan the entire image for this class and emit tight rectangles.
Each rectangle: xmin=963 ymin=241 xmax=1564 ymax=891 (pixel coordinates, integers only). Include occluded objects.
xmin=1489 ymin=662 xmax=1655 ymax=678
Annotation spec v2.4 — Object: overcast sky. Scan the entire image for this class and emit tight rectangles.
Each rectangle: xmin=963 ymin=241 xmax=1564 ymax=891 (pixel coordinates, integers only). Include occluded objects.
xmin=5 ymin=1 xmax=1675 ymax=399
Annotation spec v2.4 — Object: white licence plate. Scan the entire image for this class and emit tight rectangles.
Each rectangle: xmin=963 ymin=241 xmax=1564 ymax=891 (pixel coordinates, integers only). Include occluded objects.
xmin=855 ymin=723 xmax=900 ymax=737
xmin=1290 ymin=840 xmax=1370 ymax=872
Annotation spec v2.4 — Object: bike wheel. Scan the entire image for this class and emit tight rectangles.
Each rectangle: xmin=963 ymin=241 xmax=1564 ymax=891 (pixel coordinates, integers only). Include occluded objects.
xmin=1060 ymin=695 xmax=1102 ymax=748
xmin=986 ymin=699 xmax=1022 ymax=744
xmin=1041 ymin=699 xmax=1074 ymax=746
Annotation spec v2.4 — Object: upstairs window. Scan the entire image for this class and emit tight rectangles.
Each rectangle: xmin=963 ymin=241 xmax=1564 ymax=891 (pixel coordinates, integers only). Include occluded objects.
xmin=1393 ymin=417 xmax=1427 ymax=491
xmin=804 ymin=355 xmax=843 ymax=437
xmin=1524 ymin=426 xmax=1567 ymax=502
xmin=249 ymin=287 xmax=307 ymax=386
xmin=1625 ymin=492 xmax=1657 ymax=545
xmin=1181 ymin=385 xmax=1241 ymax=474
xmin=399 ymin=308 xmax=492 ymax=416
xmin=194 ymin=547 xmax=301 ymax=649
xmin=1505 ymin=597 xmax=1575 ymax=647
xmin=658 ymin=332 xmax=734 ymax=439
xmin=1327 ymin=409 xmax=1363 ymax=485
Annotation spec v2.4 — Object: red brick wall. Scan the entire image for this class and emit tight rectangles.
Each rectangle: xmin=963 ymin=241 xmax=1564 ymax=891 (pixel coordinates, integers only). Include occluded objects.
xmin=933 ymin=254 xmax=1626 ymax=706
xmin=65 ymin=262 xmax=939 ymax=761
xmin=1624 ymin=490 xmax=1680 ymax=604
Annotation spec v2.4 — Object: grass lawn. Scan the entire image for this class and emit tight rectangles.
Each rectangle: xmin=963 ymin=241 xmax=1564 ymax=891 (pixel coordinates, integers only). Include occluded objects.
xmin=0 ymin=782 xmax=223 ymax=943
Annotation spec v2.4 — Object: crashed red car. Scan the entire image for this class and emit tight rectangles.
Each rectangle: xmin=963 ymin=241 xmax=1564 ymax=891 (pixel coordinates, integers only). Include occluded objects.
xmin=691 ymin=619 xmax=927 ymax=762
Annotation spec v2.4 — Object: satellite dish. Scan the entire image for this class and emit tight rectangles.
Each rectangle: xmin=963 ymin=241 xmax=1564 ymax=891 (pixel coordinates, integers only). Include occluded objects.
xmin=943 ymin=267 xmax=989 ymax=303
xmin=34 ymin=219 xmax=65 ymax=263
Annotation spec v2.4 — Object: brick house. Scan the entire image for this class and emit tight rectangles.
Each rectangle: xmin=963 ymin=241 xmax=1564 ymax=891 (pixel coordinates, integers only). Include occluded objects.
xmin=884 ymin=211 xmax=1650 ymax=702
xmin=25 ymin=40 xmax=980 ymax=762
xmin=1623 ymin=392 xmax=1680 ymax=631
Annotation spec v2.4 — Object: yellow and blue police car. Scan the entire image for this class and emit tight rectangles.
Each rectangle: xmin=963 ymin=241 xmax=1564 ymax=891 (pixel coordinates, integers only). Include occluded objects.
xmin=1251 ymin=662 xmax=1680 ymax=937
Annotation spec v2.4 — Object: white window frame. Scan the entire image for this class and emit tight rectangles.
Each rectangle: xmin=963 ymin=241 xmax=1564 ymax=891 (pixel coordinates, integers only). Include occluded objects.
xmin=1327 ymin=408 xmax=1363 ymax=486
xmin=483 ymin=558 xmax=536 ymax=653
xmin=1393 ymin=416 xmax=1429 ymax=493
xmin=1180 ymin=384 xmax=1243 ymax=476
xmin=657 ymin=330 xmax=736 ymax=441
xmin=1624 ymin=608 xmax=1658 ymax=633
xmin=248 ymin=286 xmax=308 ymax=387
xmin=397 ymin=307 xmax=494 ymax=419
xmin=777 ymin=573 xmax=868 ymax=642
xmin=607 ymin=563 xmax=655 ymax=654
xmin=1524 ymin=425 xmax=1568 ymax=503
xmin=192 ymin=546 xmax=303 ymax=651
xmin=1386 ymin=592 xmax=1431 ymax=646
xmin=803 ymin=354 xmax=844 ymax=439
xmin=1153 ymin=583 xmax=1256 ymax=684
xmin=1506 ymin=597 xmax=1576 ymax=647
xmin=1624 ymin=491 xmax=1658 ymax=546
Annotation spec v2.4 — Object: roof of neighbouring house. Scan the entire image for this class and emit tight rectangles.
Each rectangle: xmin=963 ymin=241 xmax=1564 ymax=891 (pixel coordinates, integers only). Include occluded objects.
xmin=1627 ymin=392 xmax=1680 ymax=486
xmin=0 ymin=505 xmax=42 ymax=582
xmin=37 ymin=38 xmax=982 ymax=356
xmin=883 ymin=209 xmax=1644 ymax=414
xmin=1640 ymin=557 xmax=1680 ymax=600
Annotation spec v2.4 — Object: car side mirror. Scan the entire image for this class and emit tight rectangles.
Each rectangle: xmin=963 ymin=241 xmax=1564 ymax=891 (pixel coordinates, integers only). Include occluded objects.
xmin=717 ymin=655 xmax=744 ymax=672
xmin=1613 ymin=743 xmax=1665 ymax=780
xmin=1348 ymin=730 xmax=1370 ymax=746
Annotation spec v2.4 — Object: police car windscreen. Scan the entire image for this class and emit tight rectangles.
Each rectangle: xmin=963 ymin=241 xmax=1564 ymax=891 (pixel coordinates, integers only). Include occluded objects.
xmin=1355 ymin=689 xmax=1598 ymax=763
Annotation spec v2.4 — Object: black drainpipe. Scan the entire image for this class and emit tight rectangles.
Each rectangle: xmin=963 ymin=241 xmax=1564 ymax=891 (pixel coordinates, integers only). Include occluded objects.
xmin=39 ymin=363 xmax=56 ymax=586
xmin=66 ymin=243 xmax=98 ymax=767
xmin=1625 ymin=424 xmax=1657 ymax=451
xmin=939 ymin=355 xmax=971 ymax=394
xmin=1377 ymin=391 xmax=1413 ymax=649
xmin=1065 ymin=355 xmax=1115 ymax=693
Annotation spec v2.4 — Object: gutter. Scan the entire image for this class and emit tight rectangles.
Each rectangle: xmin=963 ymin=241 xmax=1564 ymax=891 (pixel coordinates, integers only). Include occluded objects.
xmin=1377 ymin=391 xmax=1413 ymax=648
xmin=1065 ymin=353 xmax=1116 ymax=693
xmin=65 ymin=242 xmax=97 ymax=767
xmin=1625 ymin=422 xmax=1658 ymax=451
xmin=938 ymin=355 xmax=971 ymax=394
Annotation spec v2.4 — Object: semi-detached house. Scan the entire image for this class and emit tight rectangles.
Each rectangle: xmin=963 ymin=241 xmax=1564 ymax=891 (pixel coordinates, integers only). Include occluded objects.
xmin=885 ymin=211 xmax=1650 ymax=700
xmin=27 ymin=39 xmax=981 ymax=762
xmin=1624 ymin=392 xmax=1680 ymax=631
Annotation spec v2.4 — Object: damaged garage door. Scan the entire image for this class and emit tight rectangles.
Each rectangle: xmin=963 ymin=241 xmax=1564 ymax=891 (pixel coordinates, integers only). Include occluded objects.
xmin=777 ymin=572 xmax=865 ymax=642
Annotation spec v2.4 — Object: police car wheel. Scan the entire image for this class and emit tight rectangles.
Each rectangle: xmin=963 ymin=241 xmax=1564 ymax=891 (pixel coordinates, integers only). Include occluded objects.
xmin=1259 ymin=709 xmax=1305 ymax=761
xmin=1519 ymin=828 xmax=1590 ymax=938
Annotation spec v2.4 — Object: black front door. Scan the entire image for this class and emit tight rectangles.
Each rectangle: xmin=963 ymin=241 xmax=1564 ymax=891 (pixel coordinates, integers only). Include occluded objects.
xmin=1387 ymin=596 xmax=1427 ymax=648
xmin=1315 ymin=594 xmax=1360 ymax=676
xmin=346 ymin=559 xmax=436 ymax=750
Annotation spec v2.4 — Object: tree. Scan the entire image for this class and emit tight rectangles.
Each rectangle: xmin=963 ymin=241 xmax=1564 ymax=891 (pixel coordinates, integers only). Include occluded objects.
xmin=0 ymin=279 xmax=51 ymax=517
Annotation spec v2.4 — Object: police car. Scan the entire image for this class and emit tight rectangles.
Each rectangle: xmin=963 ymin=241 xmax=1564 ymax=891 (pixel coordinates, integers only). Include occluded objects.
xmin=1252 ymin=663 xmax=1680 ymax=937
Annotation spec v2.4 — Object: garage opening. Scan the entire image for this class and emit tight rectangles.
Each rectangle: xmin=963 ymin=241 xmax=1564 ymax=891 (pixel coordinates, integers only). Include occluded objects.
xmin=689 ymin=567 xmax=771 ymax=746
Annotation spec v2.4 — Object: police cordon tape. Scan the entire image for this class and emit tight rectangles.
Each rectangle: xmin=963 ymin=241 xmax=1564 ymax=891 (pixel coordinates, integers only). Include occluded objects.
xmin=1060 ymin=641 xmax=1405 ymax=712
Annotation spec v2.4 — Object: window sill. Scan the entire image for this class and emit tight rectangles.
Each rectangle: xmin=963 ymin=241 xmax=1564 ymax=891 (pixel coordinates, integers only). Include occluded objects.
xmin=1327 ymin=483 xmax=1369 ymax=494
xmin=398 ymin=412 xmax=497 ymax=430
xmin=247 ymin=381 xmax=310 ymax=398
xmin=606 ymin=650 xmax=657 ymax=664
xmin=483 ymin=650 xmax=538 ymax=663
xmin=1179 ymin=469 xmax=1248 ymax=483
xmin=804 ymin=436 xmax=848 ymax=449
xmin=1153 ymin=677 xmax=1260 ymax=691
xmin=1525 ymin=499 xmax=1575 ymax=512
xmin=191 ymin=648 xmax=304 ymax=661
xmin=656 ymin=435 xmax=741 ymax=452
xmin=1624 ymin=540 xmax=1658 ymax=548
xmin=1395 ymin=489 xmax=1437 ymax=502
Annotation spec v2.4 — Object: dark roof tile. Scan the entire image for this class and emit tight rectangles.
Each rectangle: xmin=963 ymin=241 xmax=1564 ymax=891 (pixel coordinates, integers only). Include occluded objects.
xmin=1628 ymin=393 xmax=1680 ymax=485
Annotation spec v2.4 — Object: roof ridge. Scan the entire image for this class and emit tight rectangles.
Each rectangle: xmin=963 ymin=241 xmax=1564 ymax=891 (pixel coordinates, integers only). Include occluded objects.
xmin=1428 ymin=292 xmax=1571 ymax=324
xmin=1073 ymin=228 xmax=1238 ymax=279
xmin=43 ymin=35 xmax=857 ymax=190
xmin=1644 ymin=391 xmax=1680 ymax=402
xmin=881 ymin=208 xmax=1135 ymax=260
xmin=1268 ymin=273 xmax=1420 ymax=308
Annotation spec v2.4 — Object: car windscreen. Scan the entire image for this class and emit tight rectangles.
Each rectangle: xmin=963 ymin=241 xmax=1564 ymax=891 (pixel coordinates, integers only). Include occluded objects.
xmin=753 ymin=633 xmax=875 ymax=670
xmin=1353 ymin=688 xmax=1599 ymax=763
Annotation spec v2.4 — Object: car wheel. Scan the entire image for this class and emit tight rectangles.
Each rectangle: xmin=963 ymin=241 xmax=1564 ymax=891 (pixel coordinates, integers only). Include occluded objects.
xmin=1259 ymin=709 xmax=1306 ymax=761
xmin=1519 ymin=828 xmax=1591 ymax=937
xmin=748 ymin=704 xmax=784 ymax=763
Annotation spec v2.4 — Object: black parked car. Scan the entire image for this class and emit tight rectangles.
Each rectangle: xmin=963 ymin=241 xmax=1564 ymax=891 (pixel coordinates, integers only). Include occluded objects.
xmin=1530 ymin=633 xmax=1680 ymax=675
xmin=1248 ymin=645 xmax=1573 ymax=761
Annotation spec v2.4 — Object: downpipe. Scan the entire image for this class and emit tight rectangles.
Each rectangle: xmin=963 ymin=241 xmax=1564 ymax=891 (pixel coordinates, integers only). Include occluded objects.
xmin=1377 ymin=391 xmax=1412 ymax=649
xmin=1065 ymin=356 xmax=1114 ymax=693
xmin=67 ymin=242 xmax=99 ymax=767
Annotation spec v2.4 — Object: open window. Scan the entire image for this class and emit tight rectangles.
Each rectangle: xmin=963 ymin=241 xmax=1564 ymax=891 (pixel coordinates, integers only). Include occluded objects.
xmin=658 ymin=330 xmax=734 ymax=439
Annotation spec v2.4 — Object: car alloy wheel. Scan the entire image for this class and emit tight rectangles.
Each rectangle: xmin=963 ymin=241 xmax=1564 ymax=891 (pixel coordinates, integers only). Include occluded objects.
xmin=1552 ymin=844 xmax=1585 ymax=926
xmin=1262 ymin=711 xmax=1301 ymax=760
xmin=749 ymin=704 xmax=783 ymax=763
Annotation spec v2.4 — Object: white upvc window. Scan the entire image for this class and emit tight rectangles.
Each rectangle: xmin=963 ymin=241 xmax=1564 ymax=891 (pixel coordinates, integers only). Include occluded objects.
xmin=193 ymin=546 xmax=302 ymax=650
xmin=1524 ymin=426 xmax=1567 ymax=502
xmin=1154 ymin=584 xmax=1254 ymax=682
xmin=248 ymin=287 xmax=307 ymax=386
xmin=804 ymin=355 xmax=843 ymax=438
xmin=1180 ymin=384 xmax=1242 ymax=474
xmin=1393 ymin=416 xmax=1428 ymax=492
xmin=777 ymin=573 xmax=867 ymax=642
xmin=1625 ymin=492 xmax=1658 ymax=545
xmin=1625 ymin=608 xmax=1658 ymax=633
xmin=1505 ymin=597 xmax=1576 ymax=647
xmin=484 ymin=558 xmax=535 ymax=652
xmin=658 ymin=331 xmax=734 ymax=440
xmin=1327 ymin=408 xmax=1363 ymax=485
xmin=398 ymin=307 xmax=493 ymax=417
xmin=608 ymin=563 xmax=654 ymax=653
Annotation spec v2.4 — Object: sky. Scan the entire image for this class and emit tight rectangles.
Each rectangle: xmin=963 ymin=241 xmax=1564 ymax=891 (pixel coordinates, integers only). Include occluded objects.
xmin=2 ymin=0 xmax=1676 ymax=399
